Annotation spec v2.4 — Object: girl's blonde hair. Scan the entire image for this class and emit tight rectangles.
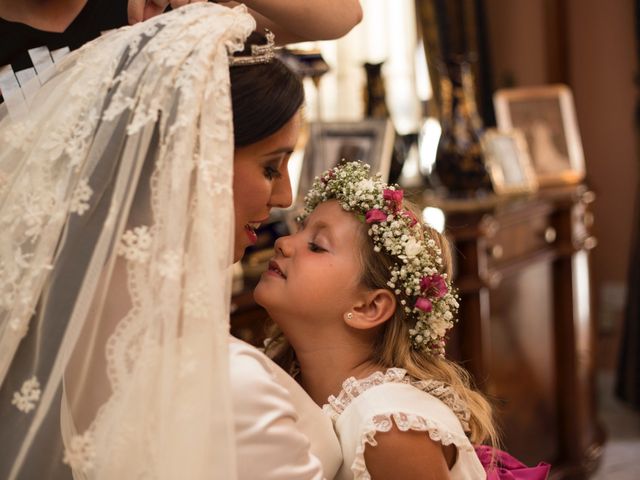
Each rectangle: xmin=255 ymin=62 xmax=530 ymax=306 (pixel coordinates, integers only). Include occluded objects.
xmin=267 ymin=200 xmax=499 ymax=447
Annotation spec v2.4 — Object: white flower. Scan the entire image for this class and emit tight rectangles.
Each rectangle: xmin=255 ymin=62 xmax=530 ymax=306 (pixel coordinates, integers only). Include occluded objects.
xmin=117 ymin=226 xmax=153 ymax=263
xmin=356 ymin=178 xmax=377 ymax=192
xmin=9 ymin=316 xmax=28 ymax=337
xmin=70 ymin=179 xmax=93 ymax=216
xmin=63 ymin=432 xmax=95 ymax=472
xmin=158 ymin=250 xmax=182 ymax=279
xmin=184 ymin=283 xmax=211 ymax=319
xmin=12 ymin=376 xmax=41 ymax=413
xmin=404 ymin=237 xmax=422 ymax=258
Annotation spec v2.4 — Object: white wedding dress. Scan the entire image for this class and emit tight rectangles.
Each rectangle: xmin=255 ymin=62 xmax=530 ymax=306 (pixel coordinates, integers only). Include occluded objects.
xmin=230 ymin=338 xmax=342 ymax=479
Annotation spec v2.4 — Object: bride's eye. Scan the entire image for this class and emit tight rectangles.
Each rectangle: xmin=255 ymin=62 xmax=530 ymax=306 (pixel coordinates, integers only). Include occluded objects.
xmin=263 ymin=165 xmax=282 ymax=180
xmin=307 ymin=242 xmax=326 ymax=253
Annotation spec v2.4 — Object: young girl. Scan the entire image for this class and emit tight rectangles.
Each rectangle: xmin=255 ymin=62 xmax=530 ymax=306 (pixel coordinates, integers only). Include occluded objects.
xmin=255 ymin=161 xmax=550 ymax=479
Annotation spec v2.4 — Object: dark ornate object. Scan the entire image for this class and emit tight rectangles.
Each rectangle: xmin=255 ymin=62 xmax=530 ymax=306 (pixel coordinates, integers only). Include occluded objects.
xmin=614 ymin=0 xmax=640 ymax=410
xmin=363 ymin=62 xmax=390 ymax=118
xmin=362 ymin=60 xmax=406 ymax=184
xmin=277 ymin=48 xmax=329 ymax=118
xmin=278 ymin=48 xmax=330 ymax=80
xmin=433 ymin=58 xmax=491 ymax=196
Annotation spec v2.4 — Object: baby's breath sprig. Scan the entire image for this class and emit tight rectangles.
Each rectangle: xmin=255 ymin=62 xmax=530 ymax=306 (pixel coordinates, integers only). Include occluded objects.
xmin=299 ymin=161 xmax=459 ymax=356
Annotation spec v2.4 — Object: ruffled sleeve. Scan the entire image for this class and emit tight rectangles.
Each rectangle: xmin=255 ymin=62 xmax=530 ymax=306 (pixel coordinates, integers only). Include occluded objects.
xmin=324 ymin=369 xmax=486 ymax=480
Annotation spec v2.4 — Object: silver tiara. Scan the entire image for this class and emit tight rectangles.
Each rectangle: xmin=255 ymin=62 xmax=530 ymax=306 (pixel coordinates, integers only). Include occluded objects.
xmin=229 ymin=30 xmax=276 ymax=66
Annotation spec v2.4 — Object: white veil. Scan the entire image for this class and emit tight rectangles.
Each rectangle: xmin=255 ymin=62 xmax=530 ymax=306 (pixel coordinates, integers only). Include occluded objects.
xmin=0 ymin=3 xmax=255 ymax=478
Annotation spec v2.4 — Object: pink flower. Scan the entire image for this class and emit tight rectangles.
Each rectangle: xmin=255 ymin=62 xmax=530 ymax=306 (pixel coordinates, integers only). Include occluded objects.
xmin=415 ymin=297 xmax=433 ymax=313
xmin=403 ymin=209 xmax=419 ymax=227
xmin=321 ymin=170 xmax=336 ymax=183
xmin=365 ymin=209 xmax=387 ymax=224
xmin=383 ymin=189 xmax=404 ymax=211
xmin=420 ymin=274 xmax=448 ymax=299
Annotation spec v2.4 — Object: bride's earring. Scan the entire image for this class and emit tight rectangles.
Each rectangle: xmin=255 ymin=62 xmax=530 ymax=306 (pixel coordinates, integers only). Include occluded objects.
xmin=345 ymin=312 xmax=353 ymax=320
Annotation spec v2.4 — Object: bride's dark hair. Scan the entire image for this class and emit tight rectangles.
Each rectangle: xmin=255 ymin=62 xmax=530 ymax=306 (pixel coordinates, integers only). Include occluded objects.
xmin=230 ymin=32 xmax=304 ymax=147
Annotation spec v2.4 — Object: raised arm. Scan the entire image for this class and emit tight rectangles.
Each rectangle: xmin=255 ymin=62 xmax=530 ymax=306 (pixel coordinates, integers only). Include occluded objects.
xmin=231 ymin=0 xmax=363 ymax=44
xmin=129 ymin=1 xmax=363 ymax=44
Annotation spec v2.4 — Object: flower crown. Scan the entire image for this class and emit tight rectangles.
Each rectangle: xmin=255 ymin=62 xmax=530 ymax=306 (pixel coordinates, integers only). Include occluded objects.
xmin=298 ymin=161 xmax=459 ymax=356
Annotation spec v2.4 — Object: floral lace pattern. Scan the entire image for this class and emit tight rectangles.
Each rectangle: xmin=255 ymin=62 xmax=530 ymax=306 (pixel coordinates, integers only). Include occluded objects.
xmin=324 ymin=368 xmax=471 ymax=432
xmin=0 ymin=3 xmax=254 ymax=478
xmin=323 ymin=368 xmax=475 ymax=480
xmin=117 ymin=226 xmax=154 ymax=263
xmin=63 ymin=432 xmax=96 ymax=473
xmin=69 ymin=179 xmax=93 ymax=216
xmin=11 ymin=376 xmax=41 ymax=413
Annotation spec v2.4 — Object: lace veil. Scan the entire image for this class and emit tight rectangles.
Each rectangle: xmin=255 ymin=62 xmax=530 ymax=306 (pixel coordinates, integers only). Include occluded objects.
xmin=0 ymin=3 xmax=254 ymax=478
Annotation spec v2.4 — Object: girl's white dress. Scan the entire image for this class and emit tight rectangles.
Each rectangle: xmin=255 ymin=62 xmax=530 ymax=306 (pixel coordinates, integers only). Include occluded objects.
xmin=323 ymin=368 xmax=487 ymax=480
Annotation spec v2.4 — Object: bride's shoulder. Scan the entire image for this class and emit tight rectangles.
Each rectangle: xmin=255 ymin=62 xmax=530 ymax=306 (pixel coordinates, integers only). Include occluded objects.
xmin=229 ymin=337 xmax=279 ymax=383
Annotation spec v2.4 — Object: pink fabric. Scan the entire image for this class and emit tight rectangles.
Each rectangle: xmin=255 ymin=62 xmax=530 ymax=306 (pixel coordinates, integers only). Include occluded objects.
xmin=475 ymin=446 xmax=551 ymax=480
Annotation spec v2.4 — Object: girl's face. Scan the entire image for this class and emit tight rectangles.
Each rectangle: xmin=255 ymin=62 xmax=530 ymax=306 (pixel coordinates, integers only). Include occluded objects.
xmin=254 ymin=200 xmax=365 ymax=327
xmin=232 ymin=111 xmax=301 ymax=262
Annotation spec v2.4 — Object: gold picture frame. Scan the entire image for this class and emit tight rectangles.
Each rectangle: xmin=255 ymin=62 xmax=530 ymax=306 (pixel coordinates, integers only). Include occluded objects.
xmin=296 ymin=119 xmax=395 ymax=203
xmin=493 ymin=84 xmax=585 ymax=186
xmin=481 ymin=128 xmax=538 ymax=195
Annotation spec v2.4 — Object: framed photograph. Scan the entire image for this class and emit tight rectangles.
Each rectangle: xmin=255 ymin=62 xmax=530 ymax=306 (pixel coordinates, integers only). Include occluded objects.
xmin=493 ymin=84 xmax=585 ymax=186
xmin=296 ymin=119 xmax=395 ymax=202
xmin=480 ymin=128 xmax=538 ymax=195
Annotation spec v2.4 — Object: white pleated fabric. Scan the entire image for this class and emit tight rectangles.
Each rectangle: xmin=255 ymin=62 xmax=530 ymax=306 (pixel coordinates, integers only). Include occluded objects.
xmin=0 ymin=4 xmax=254 ymax=479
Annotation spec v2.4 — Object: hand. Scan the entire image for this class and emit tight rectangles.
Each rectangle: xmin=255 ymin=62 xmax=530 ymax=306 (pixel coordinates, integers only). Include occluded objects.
xmin=127 ymin=0 xmax=208 ymax=25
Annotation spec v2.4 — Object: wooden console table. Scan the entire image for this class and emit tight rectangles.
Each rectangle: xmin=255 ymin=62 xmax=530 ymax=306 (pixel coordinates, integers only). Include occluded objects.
xmin=230 ymin=185 xmax=604 ymax=478
xmin=423 ymin=186 xmax=604 ymax=478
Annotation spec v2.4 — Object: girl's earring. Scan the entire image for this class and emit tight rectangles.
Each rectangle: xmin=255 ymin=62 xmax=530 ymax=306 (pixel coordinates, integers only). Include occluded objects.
xmin=345 ymin=312 xmax=353 ymax=320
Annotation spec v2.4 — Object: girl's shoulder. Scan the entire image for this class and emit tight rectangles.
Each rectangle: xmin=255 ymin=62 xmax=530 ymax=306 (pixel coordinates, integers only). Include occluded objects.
xmin=323 ymin=368 xmax=472 ymax=449
xmin=326 ymin=369 xmax=467 ymax=424
xmin=324 ymin=368 xmax=485 ymax=480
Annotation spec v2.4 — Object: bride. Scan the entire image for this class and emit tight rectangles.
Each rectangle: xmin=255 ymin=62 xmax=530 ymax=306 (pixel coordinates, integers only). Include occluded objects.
xmin=0 ymin=4 xmax=340 ymax=479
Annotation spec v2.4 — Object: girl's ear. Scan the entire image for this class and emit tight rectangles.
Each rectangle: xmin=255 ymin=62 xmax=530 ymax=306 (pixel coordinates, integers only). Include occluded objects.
xmin=345 ymin=288 xmax=396 ymax=330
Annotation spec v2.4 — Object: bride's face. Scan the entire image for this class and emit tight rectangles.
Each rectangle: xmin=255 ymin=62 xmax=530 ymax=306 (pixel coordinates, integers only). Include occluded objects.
xmin=232 ymin=111 xmax=301 ymax=262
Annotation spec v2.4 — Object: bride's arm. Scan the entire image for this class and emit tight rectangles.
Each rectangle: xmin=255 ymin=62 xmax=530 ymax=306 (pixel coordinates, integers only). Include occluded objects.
xmin=230 ymin=341 xmax=326 ymax=480
xmin=129 ymin=0 xmax=363 ymax=44
xmin=225 ymin=0 xmax=363 ymax=44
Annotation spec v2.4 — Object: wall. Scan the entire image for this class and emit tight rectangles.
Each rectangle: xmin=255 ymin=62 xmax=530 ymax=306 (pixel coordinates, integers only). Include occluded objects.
xmin=485 ymin=0 xmax=548 ymax=87
xmin=484 ymin=0 xmax=638 ymax=369
xmin=567 ymin=0 xmax=637 ymax=359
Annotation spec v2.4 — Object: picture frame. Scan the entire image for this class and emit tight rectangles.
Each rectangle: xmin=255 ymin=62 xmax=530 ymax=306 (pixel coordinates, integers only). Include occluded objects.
xmin=493 ymin=84 xmax=585 ymax=186
xmin=296 ymin=119 xmax=395 ymax=203
xmin=480 ymin=128 xmax=538 ymax=195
